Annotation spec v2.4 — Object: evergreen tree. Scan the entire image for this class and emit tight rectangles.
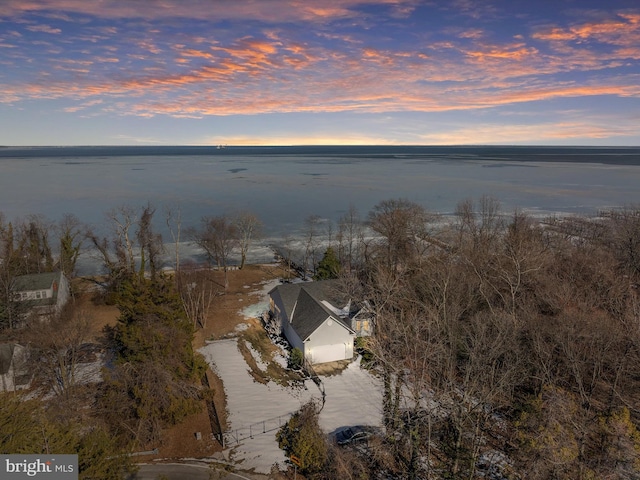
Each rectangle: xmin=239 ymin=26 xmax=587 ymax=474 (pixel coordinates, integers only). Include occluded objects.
xmin=0 ymin=396 xmax=134 ymax=478
xmin=277 ymin=401 xmax=328 ymax=475
xmin=100 ymin=276 xmax=206 ymax=446
xmin=314 ymin=247 xmax=341 ymax=280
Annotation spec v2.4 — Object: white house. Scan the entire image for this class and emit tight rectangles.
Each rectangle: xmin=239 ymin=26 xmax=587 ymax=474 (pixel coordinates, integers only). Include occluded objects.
xmin=0 ymin=343 xmax=31 ymax=392
xmin=269 ymin=280 xmax=371 ymax=365
xmin=12 ymin=271 xmax=70 ymax=316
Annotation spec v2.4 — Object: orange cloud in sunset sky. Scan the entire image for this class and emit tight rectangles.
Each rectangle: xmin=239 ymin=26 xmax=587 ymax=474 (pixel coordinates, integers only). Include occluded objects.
xmin=1 ymin=1 xmax=639 ymax=145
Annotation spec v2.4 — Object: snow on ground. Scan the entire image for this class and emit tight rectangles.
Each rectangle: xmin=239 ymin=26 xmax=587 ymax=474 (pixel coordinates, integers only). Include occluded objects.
xmin=37 ymin=355 xmax=105 ymax=401
xmin=272 ymin=349 xmax=288 ymax=369
xmin=74 ymin=355 xmax=104 ymax=384
xmin=199 ymin=340 xmax=383 ymax=474
xmin=238 ymin=278 xmax=281 ymax=319
xmin=244 ymin=340 xmax=268 ymax=372
xmin=318 ymin=356 xmax=383 ymax=434
xmin=199 ymin=339 xmax=314 ymax=473
xmin=197 ymin=276 xmax=384 ymax=473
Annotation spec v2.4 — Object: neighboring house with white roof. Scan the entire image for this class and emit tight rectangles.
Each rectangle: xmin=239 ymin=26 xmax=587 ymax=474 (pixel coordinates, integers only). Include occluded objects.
xmin=0 ymin=343 xmax=31 ymax=392
xmin=268 ymin=280 xmax=373 ymax=365
xmin=12 ymin=271 xmax=70 ymax=317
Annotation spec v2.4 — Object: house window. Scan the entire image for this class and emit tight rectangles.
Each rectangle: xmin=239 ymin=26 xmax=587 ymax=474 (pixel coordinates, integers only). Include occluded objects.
xmin=36 ymin=291 xmax=41 ymax=299
xmin=363 ymin=320 xmax=369 ymax=330
xmin=41 ymin=290 xmax=48 ymax=298
xmin=356 ymin=320 xmax=362 ymax=331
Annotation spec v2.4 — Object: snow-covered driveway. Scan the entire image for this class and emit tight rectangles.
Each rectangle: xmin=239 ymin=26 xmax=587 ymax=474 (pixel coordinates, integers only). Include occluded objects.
xmin=198 ymin=339 xmax=383 ymax=474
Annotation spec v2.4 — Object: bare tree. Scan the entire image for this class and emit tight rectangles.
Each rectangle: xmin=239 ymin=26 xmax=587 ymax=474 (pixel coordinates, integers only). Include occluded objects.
xmin=303 ymin=215 xmax=322 ymax=279
xmin=280 ymin=233 xmax=295 ymax=281
xmin=325 ymin=219 xmax=334 ymax=247
xmin=601 ymin=206 xmax=640 ymax=279
xmin=454 ymin=195 xmax=503 ymax=255
xmin=192 ymin=215 xmax=238 ymax=289
xmin=26 ymin=306 xmax=92 ymax=399
xmin=136 ymin=203 xmax=164 ymax=280
xmin=338 ymin=205 xmax=364 ymax=274
xmin=368 ymin=198 xmax=431 ymax=270
xmin=106 ymin=205 xmax=138 ymax=276
xmin=164 ymin=205 xmax=182 ymax=274
xmin=87 ymin=205 xmax=163 ymax=298
xmin=0 ymin=215 xmax=21 ymax=329
xmin=56 ymin=213 xmax=84 ymax=278
xmin=14 ymin=215 xmax=55 ymax=274
xmin=232 ymin=211 xmax=262 ymax=270
xmin=177 ymin=266 xmax=219 ymax=329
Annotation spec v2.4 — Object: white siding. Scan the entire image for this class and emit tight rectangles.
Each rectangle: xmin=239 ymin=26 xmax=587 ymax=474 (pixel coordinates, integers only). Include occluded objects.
xmin=308 ymin=343 xmax=350 ymax=364
xmin=305 ymin=317 xmax=355 ymax=364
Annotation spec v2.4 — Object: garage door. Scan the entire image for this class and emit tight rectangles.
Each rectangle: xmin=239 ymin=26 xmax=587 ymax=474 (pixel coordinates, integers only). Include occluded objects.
xmin=309 ymin=344 xmax=346 ymax=364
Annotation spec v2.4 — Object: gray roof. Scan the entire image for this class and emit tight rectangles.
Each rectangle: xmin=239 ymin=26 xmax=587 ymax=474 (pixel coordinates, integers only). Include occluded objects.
xmin=269 ymin=280 xmax=348 ymax=313
xmin=291 ymin=288 xmax=333 ymax=340
xmin=269 ymin=282 xmax=304 ymax=321
xmin=270 ymin=280 xmax=353 ymax=340
xmin=13 ymin=271 xmax=61 ymax=291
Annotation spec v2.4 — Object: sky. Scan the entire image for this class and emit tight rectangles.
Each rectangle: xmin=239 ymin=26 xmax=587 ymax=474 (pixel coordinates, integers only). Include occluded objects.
xmin=1 ymin=0 xmax=639 ymax=146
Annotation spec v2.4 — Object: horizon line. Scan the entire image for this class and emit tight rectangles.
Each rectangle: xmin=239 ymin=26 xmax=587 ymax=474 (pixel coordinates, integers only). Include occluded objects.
xmin=2 ymin=144 xmax=640 ymax=148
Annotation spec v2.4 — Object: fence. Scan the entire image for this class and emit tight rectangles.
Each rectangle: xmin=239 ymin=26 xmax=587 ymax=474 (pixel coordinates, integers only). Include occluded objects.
xmin=201 ymin=372 xmax=225 ymax=447
xmin=224 ymin=413 xmax=296 ymax=446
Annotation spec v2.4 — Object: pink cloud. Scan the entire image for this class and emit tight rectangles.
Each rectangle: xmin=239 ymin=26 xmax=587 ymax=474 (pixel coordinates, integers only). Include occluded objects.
xmin=26 ymin=24 xmax=61 ymax=34
xmin=0 ymin=0 xmax=418 ymax=24
xmin=62 ymin=98 xmax=103 ymax=112
xmin=5 ymin=35 xmax=639 ymax=119
xmin=465 ymin=45 xmax=539 ymax=62
xmin=95 ymin=56 xmax=119 ymax=63
xmin=532 ymin=13 xmax=640 ymax=48
xmin=458 ymin=28 xmax=485 ymax=39
xmin=180 ymin=49 xmax=215 ymax=60
xmin=1 ymin=2 xmax=639 ymax=127
xmin=2 ymin=69 xmax=639 ymax=120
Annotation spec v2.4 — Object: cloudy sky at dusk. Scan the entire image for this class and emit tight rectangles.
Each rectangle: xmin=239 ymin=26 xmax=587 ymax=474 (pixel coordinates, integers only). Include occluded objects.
xmin=1 ymin=0 xmax=639 ymax=146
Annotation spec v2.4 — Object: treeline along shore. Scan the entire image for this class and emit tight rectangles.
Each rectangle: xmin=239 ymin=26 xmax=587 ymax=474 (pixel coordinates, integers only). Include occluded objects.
xmin=2 ymin=196 xmax=640 ymax=478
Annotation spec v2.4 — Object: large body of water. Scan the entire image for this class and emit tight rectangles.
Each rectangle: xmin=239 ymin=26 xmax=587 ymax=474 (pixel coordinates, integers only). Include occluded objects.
xmin=2 ymin=145 xmax=640 ymax=238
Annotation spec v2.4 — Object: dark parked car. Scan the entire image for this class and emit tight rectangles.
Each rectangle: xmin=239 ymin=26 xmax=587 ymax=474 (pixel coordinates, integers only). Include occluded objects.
xmin=335 ymin=426 xmax=375 ymax=446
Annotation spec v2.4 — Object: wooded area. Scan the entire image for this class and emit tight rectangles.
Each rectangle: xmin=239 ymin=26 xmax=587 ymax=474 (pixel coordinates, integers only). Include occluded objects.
xmin=0 ymin=206 xmax=216 ymax=478
xmin=332 ymin=197 xmax=640 ymax=479
xmin=1 ymin=198 xmax=639 ymax=478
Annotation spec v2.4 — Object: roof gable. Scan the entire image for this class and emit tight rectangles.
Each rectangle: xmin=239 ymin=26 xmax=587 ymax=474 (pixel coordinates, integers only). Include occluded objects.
xmin=270 ymin=280 xmax=356 ymax=340
xmin=293 ymin=287 xmax=354 ymax=340
xmin=291 ymin=288 xmax=334 ymax=340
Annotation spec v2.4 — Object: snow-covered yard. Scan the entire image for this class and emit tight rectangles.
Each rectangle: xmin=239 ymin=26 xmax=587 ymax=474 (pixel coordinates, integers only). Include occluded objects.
xmin=198 ymin=278 xmax=383 ymax=474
